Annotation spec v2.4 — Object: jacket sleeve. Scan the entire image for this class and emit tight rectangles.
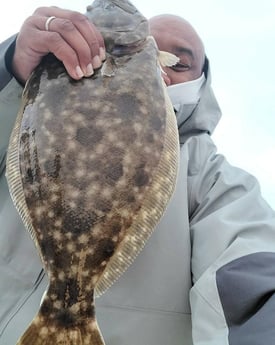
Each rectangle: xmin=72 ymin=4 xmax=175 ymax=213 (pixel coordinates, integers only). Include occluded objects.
xmin=187 ymin=134 xmax=275 ymax=345
xmin=0 ymin=35 xmax=24 ymax=170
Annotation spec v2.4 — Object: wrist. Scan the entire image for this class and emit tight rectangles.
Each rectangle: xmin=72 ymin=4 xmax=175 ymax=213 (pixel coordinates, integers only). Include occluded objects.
xmin=10 ymin=52 xmax=27 ymax=86
xmin=5 ymin=39 xmax=26 ymax=86
xmin=4 ymin=35 xmax=26 ymax=86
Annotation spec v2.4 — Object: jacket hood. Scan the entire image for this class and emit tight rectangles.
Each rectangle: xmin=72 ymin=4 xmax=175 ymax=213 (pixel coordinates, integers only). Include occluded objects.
xmin=176 ymin=57 xmax=222 ymax=144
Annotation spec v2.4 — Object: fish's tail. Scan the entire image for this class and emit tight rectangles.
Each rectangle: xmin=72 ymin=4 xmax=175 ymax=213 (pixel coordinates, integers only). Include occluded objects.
xmin=16 ymin=313 xmax=105 ymax=345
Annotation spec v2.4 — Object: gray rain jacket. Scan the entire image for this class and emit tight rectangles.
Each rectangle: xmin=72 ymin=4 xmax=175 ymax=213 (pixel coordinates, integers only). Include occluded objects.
xmin=1 ymin=35 xmax=275 ymax=345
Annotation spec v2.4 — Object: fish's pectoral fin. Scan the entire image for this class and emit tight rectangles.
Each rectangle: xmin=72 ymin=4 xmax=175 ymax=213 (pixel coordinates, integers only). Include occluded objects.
xmin=158 ymin=50 xmax=179 ymax=67
xmin=101 ymin=57 xmax=116 ymax=77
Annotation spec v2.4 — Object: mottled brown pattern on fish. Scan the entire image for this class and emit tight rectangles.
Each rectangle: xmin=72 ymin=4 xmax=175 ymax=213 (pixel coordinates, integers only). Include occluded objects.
xmin=17 ymin=314 xmax=104 ymax=344
xmin=18 ymin=37 xmax=167 ymax=326
xmin=6 ymin=1 xmax=179 ymax=344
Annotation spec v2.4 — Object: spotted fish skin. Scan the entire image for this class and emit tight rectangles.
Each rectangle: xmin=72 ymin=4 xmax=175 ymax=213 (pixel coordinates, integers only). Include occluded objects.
xmin=86 ymin=0 xmax=149 ymax=52
xmin=6 ymin=0 xmax=179 ymax=344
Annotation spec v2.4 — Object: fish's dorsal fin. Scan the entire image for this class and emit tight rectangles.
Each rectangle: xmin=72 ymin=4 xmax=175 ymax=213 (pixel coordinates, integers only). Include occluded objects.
xmin=158 ymin=50 xmax=179 ymax=67
xmin=5 ymin=101 xmax=43 ymax=261
xmin=95 ymin=67 xmax=180 ymax=297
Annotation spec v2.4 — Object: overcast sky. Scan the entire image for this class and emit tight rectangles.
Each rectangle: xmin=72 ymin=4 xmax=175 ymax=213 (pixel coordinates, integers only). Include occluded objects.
xmin=1 ymin=0 xmax=275 ymax=207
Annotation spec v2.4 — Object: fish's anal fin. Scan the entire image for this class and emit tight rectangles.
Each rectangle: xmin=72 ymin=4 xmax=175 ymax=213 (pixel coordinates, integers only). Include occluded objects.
xmin=101 ymin=57 xmax=116 ymax=77
xmin=16 ymin=313 xmax=105 ymax=345
xmin=158 ymin=50 xmax=179 ymax=67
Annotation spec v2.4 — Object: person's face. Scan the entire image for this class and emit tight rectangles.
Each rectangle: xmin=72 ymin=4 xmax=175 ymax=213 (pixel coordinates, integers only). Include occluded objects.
xmin=149 ymin=17 xmax=205 ymax=86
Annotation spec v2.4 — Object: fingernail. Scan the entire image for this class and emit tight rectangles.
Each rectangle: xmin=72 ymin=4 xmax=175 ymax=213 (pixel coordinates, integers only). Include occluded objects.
xmin=92 ymin=55 xmax=102 ymax=69
xmin=85 ymin=63 xmax=94 ymax=76
xmin=99 ymin=47 xmax=106 ymax=61
xmin=76 ymin=65 xmax=84 ymax=79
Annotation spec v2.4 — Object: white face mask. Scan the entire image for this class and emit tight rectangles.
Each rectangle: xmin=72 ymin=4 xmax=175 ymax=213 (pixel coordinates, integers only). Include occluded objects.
xmin=167 ymin=73 xmax=206 ymax=120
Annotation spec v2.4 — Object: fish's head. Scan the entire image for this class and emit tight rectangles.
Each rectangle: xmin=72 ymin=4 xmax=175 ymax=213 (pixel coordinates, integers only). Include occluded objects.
xmin=86 ymin=0 xmax=148 ymax=55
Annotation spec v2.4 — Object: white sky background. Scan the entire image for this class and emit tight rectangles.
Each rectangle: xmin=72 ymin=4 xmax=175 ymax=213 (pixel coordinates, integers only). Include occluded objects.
xmin=0 ymin=0 xmax=275 ymax=207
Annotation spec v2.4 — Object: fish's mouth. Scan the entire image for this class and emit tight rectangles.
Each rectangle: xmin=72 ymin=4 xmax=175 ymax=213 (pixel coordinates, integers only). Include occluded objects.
xmin=111 ymin=39 xmax=147 ymax=56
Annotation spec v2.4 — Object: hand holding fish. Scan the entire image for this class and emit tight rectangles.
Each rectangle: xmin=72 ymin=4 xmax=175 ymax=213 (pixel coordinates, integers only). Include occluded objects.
xmin=12 ymin=6 xmax=106 ymax=83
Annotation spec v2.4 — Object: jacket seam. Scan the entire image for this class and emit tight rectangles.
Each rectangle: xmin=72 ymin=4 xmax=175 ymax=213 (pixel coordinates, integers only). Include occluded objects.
xmin=192 ymin=284 xmax=224 ymax=318
xmin=96 ymin=303 xmax=191 ymax=316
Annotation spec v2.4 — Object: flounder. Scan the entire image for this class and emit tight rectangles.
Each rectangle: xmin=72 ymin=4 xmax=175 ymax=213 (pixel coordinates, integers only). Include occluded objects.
xmin=6 ymin=0 xmax=179 ymax=344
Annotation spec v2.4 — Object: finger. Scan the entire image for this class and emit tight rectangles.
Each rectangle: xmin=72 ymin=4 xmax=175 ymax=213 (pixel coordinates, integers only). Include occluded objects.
xmin=70 ymin=13 xmax=106 ymax=61
xmin=62 ymin=10 xmax=106 ymax=60
xmin=35 ymin=7 xmax=106 ymax=61
xmin=17 ymin=16 xmax=87 ymax=80
xmin=28 ymin=14 xmax=101 ymax=78
xmin=44 ymin=17 xmax=97 ymax=76
xmin=14 ymin=7 xmax=106 ymax=81
xmin=44 ymin=32 xmax=87 ymax=80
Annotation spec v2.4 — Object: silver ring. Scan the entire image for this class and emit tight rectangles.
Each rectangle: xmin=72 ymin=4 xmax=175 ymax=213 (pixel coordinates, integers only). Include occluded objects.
xmin=45 ymin=16 xmax=56 ymax=31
